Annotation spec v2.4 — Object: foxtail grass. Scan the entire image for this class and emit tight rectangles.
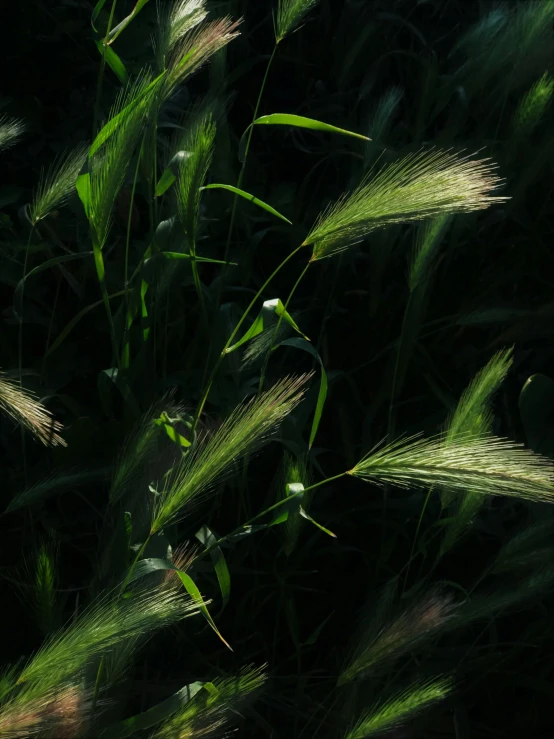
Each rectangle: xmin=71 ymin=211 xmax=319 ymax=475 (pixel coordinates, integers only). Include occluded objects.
xmin=349 ymin=431 xmax=554 ymax=503
xmin=513 ymin=71 xmax=554 ymax=137
xmin=151 ymin=374 xmax=310 ymax=532
xmin=304 ymin=149 xmax=508 ymax=260
xmin=275 ymin=0 xmax=320 ymax=44
xmin=339 ymin=587 xmax=456 ymax=684
xmin=0 ymin=116 xmax=26 ymax=152
xmin=0 ymin=371 xmax=66 ymax=447
xmin=29 ymin=145 xmax=88 ymax=226
xmin=16 ymin=585 xmax=199 ymax=691
xmin=151 ymin=664 xmax=266 ymax=739
xmin=344 ymin=677 xmax=452 ymax=739
xmin=439 ymin=348 xmax=514 ymax=554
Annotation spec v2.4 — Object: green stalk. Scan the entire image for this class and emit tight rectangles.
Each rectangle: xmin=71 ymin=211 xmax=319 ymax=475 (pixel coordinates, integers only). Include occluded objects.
xmin=192 ymin=242 xmax=308 ymax=431
xmin=92 ymin=0 xmax=119 ymax=137
xmin=217 ymin=45 xmax=278 ymax=300
xmin=202 ymin=472 xmax=347 ymax=557
xmin=92 ymin=233 xmax=120 ymax=368
xmin=121 ymin=144 xmax=144 ymax=369
xmin=18 ymin=225 xmax=35 ymax=484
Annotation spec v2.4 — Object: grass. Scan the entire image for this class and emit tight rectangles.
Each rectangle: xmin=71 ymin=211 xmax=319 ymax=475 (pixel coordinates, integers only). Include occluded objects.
xmin=1 ymin=0 xmax=554 ymax=736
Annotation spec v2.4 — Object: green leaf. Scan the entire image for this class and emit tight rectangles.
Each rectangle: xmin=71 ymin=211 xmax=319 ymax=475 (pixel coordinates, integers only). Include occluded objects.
xmin=107 ymin=0 xmax=151 ymax=44
xmin=299 ymin=506 xmax=336 ymax=538
xmin=176 ymin=571 xmax=232 ymax=651
xmin=153 ymin=411 xmax=194 ymax=449
xmin=89 ymin=72 xmax=165 ymax=158
xmin=195 ymin=525 xmax=231 ymax=608
xmin=91 ymin=0 xmax=108 ymax=32
xmin=226 ymin=298 xmax=309 ymax=354
xmin=145 ymin=252 xmax=237 ymax=267
xmin=155 ymin=151 xmax=191 ymax=197
xmin=99 ymin=681 xmax=205 ymax=739
xmin=200 ymin=184 xmax=292 ymax=224
xmin=239 ymin=113 xmax=369 ymax=162
xmin=76 ymin=171 xmax=92 ymax=217
xmin=14 ymin=253 xmax=92 ymax=321
xmin=95 ymin=39 xmax=129 ymax=84
xmin=280 ymin=337 xmax=328 ymax=449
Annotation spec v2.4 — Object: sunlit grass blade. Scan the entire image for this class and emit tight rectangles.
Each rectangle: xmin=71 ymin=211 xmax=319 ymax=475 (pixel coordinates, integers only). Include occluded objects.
xmin=151 ymin=374 xmax=311 ymax=532
xmin=440 ymin=348 xmax=514 ymax=553
xmin=152 ymin=664 xmax=266 ymax=739
xmin=0 ymin=371 xmax=66 ymax=447
xmin=275 ymin=0 xmax=320 ymax=44
xmin=304 ymin=149 xmax=508 ymax=260
xmin=344 ymin=677 xmax=452 ymax=739
xmin=16 ymin=585 xmax=199 ymax=691
xmin=28 ymin=144 xmax=88 ymax=225
xmin=349 ymin=432 xmax=554 ymax=503
xmin=339 ymin=587 xmax=456 ymax=684
xmin=0 ymin=116 xmax=26 ymax=152
xmin=513 ymin=71 xmax=554 ymax=137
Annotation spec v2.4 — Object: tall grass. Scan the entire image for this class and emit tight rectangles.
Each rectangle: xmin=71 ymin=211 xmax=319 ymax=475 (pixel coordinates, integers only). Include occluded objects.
xmin=2 ymin=0 xmax=554 ymax=737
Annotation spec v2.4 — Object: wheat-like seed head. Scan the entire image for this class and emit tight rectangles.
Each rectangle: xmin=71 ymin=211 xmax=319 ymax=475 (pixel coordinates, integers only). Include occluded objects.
xmin=0 ymin=372 xmax=66 ymax=447
xmin=305 ymin=149 xmax=508 ymax=260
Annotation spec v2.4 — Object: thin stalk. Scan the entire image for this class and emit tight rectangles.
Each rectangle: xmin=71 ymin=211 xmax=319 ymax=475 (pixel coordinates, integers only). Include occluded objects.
xmin=217 ymin=45 xmax=278 ymax=298
xmin=202 ymin=472 xmax=347 ymax=557
xmin=92 ymin=234 xmax=120 ymax=368
xmin=92 ymin=0 xmax=119 ymax=137
xmin=192 ymin=242 xmax=308 ymax=431
xmin=121 ymin=144 xmax=144 ymax=368
xmin=402 ymin=486 xmax=434 ymax=595
xmin=18 ymin=226 xmax=35 ymax=485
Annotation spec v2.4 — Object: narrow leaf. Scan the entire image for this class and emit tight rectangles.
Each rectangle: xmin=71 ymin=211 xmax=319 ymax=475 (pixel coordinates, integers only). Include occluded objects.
xmin=201 ymin=184 xmax=292 ymax=223
xmin=195 ymin=525 xmax=231 ymax=608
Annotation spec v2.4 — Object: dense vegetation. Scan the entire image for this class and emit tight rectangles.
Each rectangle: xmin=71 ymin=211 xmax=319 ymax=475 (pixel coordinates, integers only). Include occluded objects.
xmin=1 ymin=0 xmax=554 ymax=737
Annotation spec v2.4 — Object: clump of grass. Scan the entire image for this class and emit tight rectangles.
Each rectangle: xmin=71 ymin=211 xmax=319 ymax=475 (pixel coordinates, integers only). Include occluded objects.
xmin=0 ymin=115 xmax=26 ymax=152
xmin=275 ymin=0 xmax=320 ymax=44
xmin=151 ymin=374 xmax=311 ymax=532
xmin=344 ymin=676 xmax=453 ymax=739
xmin=304 ymin=149 xmax=508 ymax=260
xmin=0 ymin=371 xmax=66 ymax=447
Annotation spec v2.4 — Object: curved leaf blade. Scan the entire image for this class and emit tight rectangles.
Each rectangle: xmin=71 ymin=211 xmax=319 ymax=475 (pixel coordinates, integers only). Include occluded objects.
xmin=201 ymin=183 xmax=292 ymax=224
